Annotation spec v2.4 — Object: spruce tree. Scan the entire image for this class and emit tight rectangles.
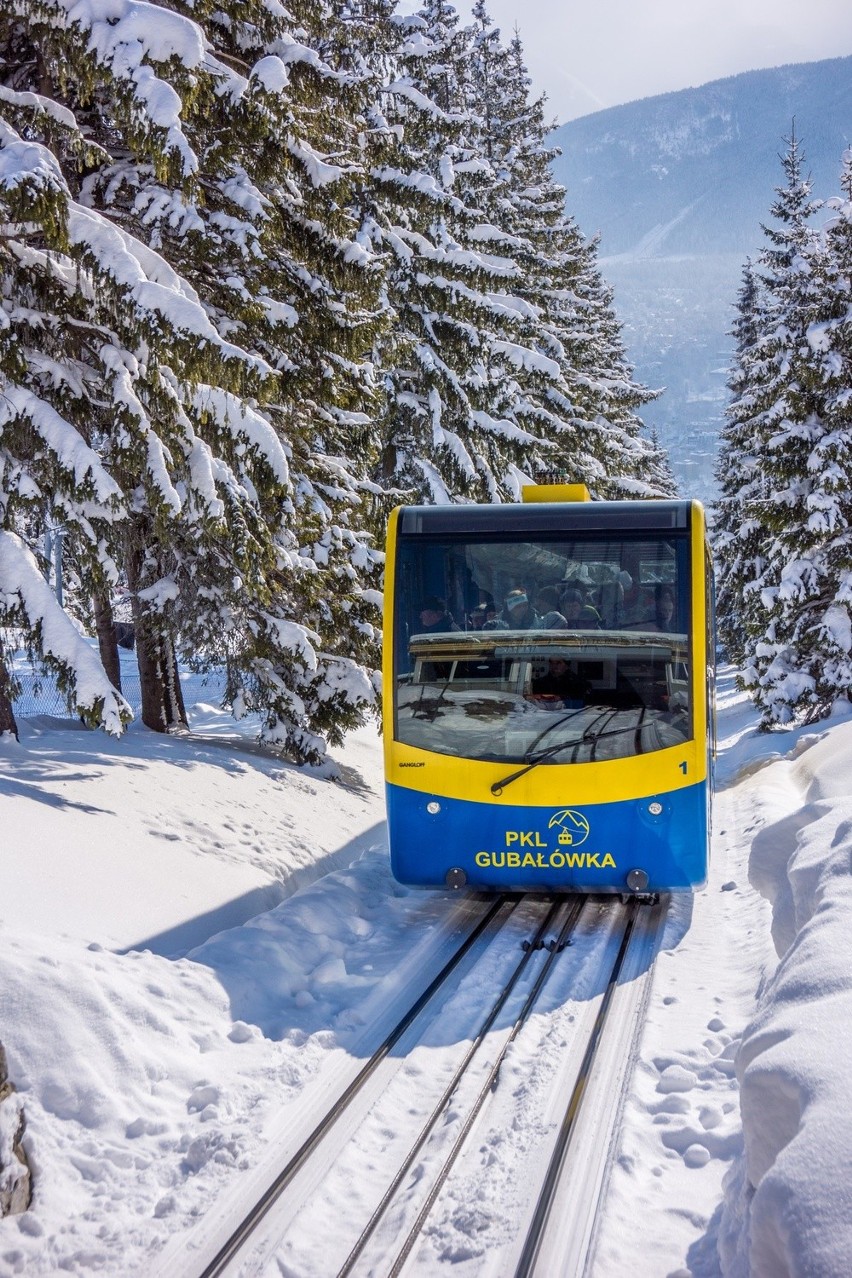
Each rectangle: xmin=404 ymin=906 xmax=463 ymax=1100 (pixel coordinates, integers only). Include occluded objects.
xmin=367 ymin=0 xmax=557 ymax=504
xmin=1 ymin=0 xmax=386 ymax=759
xmin=715 ymin=258 xmax=767 ymax=668
xmin=751 ymin=145 xmax=852 ymax=722
xmin=463 ymin=17 xmax=662 ymax=497
xmin=741 ymin=130 xmax=833 ymax=723
xmin=0 ymin=70 xmax=134 ymax=735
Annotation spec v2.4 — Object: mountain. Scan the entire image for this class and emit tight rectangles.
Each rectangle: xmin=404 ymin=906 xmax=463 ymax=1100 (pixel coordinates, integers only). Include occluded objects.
xmin=550 ymin=56 xmax=852 ymax=499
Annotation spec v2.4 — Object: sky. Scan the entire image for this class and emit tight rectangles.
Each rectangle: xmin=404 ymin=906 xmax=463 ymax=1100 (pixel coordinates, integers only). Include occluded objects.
xmin=478 ymin=0 xmax=852 ymax=122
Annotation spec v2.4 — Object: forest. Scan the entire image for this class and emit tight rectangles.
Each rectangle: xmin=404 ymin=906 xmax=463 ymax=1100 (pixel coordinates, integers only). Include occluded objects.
xmin=7 ymin=4 xmax=847 ymax=756
xmin=715 ymin=129 xmax=852 ymax=728
xmin=0 ymin=0 xmax=676 ymax=760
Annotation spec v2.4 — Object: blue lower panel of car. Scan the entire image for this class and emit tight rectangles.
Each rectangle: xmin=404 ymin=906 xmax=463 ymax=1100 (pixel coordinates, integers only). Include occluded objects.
xmin=387 ymin=781 xmax=708 ymax=892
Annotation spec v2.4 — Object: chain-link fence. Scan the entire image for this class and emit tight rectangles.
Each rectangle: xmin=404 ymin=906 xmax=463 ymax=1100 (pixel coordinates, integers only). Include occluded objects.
xmin=9 ymin=653 xmax=225 ymax=723
xmin=11 ymin=670 xmax=144 ymax=719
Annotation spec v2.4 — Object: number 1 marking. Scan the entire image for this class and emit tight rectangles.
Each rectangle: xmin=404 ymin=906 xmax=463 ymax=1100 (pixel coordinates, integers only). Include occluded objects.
xmin=679 ymin=761 xmax=688 ymax=774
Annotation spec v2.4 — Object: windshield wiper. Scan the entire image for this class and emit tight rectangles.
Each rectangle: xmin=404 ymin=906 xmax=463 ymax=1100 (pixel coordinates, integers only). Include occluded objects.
xmin=491 ymin=737 xmax=585 ymax=794
xmin=490 ymin=712 xmax=649 ymax=795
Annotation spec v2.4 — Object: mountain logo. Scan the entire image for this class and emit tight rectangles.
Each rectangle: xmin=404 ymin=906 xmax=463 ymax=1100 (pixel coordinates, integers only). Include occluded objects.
xmin=548 ymin=808 xmax=590 ymax=847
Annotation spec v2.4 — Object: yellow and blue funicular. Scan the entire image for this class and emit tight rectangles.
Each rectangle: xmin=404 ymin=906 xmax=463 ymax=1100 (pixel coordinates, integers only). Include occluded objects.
xmin=383 ymin=484 xmax=715 ymax=895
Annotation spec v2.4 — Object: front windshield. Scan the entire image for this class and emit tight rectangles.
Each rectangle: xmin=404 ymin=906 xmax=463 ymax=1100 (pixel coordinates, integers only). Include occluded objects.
xmin=394 ymin=530 xmax=692 ymax=764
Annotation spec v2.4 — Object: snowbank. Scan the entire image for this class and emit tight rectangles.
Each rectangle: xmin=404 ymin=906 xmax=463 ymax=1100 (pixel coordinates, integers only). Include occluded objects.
xmin=720 ymin=717 xmax=852 ymax=1278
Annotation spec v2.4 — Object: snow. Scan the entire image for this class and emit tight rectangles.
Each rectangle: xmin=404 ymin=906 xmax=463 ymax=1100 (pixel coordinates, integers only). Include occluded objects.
xmin=0 ymin=388 xmax=123 ymax=505
xmin=0 ymin=536 xmax=130 ymax=735
xmin=287 ymin=137 xmax=346 ymax=189
xmin=0 ymin=124 xmax=66 ymax=199
xmin=0 ymin=85 xmax=76 ymax=131
xmin=1 ymin=668 xmax=852 ymax=1274
xmin=63 ymin=0 xmax=210 ymax=176
xmin=66 ymin=204 xmax=273 ymax=377
xmin=190 ymin=386 xmax=290 ymax=486
xmin=386 ymin=78 xmax=460 ymax=124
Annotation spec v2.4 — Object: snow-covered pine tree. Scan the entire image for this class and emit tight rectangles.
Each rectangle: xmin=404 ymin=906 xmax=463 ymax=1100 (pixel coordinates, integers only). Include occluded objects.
xmin=738 ymin=129 xmax=842 ymax=724
xmin=547 ymin=212 xmax=667 ymax=496
xmin=749 ymin=144 xmax=852 ymax=723
xmin=464 ymin=16 xmax=663 ymax=498
xmin=0 ymin=55 xmax=133 ymax=737
xmin=365 ymin=0 xmax=560 ymax=505
xmin=190 ymin=0 xmax=390 ymax=756
xmin=715 ymin=259 xmax=767 ymax=668
xmin=642 ymin=426 xmax=679 ymax=498
xmin=3 ymin=0 xmax=386 ymax=759
xmin=2 ymin=2 xmax=290 ymax=735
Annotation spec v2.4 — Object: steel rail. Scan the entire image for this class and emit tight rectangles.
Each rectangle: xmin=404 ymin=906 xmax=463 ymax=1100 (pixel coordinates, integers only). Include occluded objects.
xmin=337 ymin=896 xmax=582 ymax=1278
xmin=197 ymin=893 xmax=513 ymax=1278
xmin=513 ymin=898 xmax=640 ymax=1278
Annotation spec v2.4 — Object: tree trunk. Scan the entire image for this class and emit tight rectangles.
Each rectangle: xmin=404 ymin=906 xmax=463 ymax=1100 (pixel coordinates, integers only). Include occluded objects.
xmin=127 ymin=593 xmax=187 ymax=734
xmin=162 ymin=634 xmax=188 ymax=727
xmin=133 ymin=618 xmax=188 ymax=733
xmin=92 ymin=592 xmax=122 ymax=692
xmin=0 ymin=646 xmax=19 ymax=741
xmin=126 ymin=540 xmax=187 ymax=733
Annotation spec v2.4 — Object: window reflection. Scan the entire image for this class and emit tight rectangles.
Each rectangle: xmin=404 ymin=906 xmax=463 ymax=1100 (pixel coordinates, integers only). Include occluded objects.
xmin=394 ymin=533 xmax=692 ymax=763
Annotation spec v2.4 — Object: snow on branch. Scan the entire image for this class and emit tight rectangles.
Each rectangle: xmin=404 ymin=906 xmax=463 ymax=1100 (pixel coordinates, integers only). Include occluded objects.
xmin=0 ymin=84 xmax=77 ymax=131
xmin=250 ymin=55 xmax=291 ymax=94
xmin=191 ymin=386 xmax=290 ymax=486
xmin=413 ymin=454 xmax=452 ymax=504
xmin=419 ymin=274 xmax=538 ymax=321
xmin=491 ymin=340 xmax=561 ymax=380
xmin=67 ymin=203 xmax=273 ymax=376
xmin=372 ymin=166 xmax=464 ymax=214
xmin=385 ymin=79 xmax=464 ymax=125
xmin=3 ymin=126 xmax=271 ymax=378
xmin=99 ymin=346 xmax=182 ymax=513
xmin=467 ymin=222 xmax=526 ymax=249
xmin=469 ymin=410 xmax=540 ymax=444
xmin=1 ymin=385 xmax=124 ymax=508
xmin=287 ymin=137 xmax=348 ymax=189
xmin=310 ymin=653 xmax=375 ymax=707
xmin=53 ymin=0 xmax=214 ymax=175
xmin=266 ymin=36 xmax=351 ymax=84
xmin=259 ymin=612 xmax=319 ymax=670
xmin=439 ymin=428 xmax=478 ymax=482
xmin=0 ymin=122 xmax=67 ymax=199
xmin=393 ymin=227 xmax=518 ymax=277
xmin=0 ymin=531 xmax=130 ymax=735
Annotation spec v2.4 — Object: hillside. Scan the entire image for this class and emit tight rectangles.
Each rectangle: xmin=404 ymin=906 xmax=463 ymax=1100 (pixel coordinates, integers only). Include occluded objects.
xmin=551 ymin=56 xmax=852 ymax=498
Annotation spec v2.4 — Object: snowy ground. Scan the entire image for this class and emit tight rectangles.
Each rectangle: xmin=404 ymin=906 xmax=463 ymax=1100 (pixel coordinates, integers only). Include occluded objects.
xmin=1 ymin=669 xmax=851 ymax=1276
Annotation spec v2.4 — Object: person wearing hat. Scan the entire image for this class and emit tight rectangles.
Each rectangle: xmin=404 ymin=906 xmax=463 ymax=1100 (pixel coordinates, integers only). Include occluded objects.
xmin=560 ymin=587 xmax=602 ymax=630
xmin=501 ymin=589 xmax=540 ymax=629
xmin=417 ymin=596 xmax=460 ymax=634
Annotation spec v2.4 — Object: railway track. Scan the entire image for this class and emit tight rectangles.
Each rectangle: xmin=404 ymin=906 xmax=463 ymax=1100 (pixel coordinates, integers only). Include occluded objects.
xmin=167 ymin=893 xmax=666 ymax=1278
xmin=514 ymin=893 xmax=667 ymax=1277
